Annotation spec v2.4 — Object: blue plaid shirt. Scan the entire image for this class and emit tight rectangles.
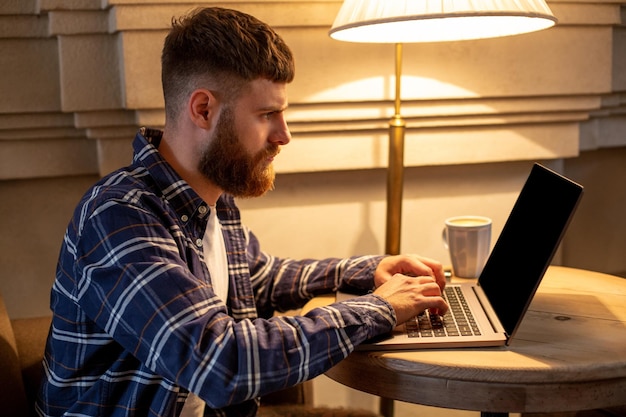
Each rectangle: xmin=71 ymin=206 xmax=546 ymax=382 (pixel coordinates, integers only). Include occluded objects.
xmin=37 ymin=129 xmax=396 ymax=417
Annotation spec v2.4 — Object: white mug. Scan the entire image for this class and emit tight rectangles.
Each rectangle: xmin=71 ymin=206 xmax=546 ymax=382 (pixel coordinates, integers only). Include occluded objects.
xmin=442 ymin=216 xmax=492 ymax=278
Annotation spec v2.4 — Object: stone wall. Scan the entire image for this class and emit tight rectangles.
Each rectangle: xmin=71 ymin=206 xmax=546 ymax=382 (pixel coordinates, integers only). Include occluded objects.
xmin=2 ymin=0 xmax=624 ymax=180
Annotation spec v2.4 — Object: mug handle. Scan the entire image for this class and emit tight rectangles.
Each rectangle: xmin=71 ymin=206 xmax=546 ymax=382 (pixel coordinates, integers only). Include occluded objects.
xmin=442 ymin=227 xmax=449 ymax=249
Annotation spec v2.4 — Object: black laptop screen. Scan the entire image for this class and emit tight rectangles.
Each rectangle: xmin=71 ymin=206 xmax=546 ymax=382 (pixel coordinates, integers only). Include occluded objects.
xmin=478 ymin=163 xmax=583 ymax=340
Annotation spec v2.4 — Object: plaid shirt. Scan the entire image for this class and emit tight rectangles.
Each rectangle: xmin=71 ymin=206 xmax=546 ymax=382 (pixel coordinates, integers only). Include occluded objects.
xmin=37 ymin=129 xmax=395 ymax=417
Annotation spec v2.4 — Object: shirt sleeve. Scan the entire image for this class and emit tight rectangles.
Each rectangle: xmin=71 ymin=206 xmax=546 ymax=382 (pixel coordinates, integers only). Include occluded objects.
xmin=72 ymin=201 xmax=395 ymax=410
xmin=245 ymin=226 xmax=387 ymax=315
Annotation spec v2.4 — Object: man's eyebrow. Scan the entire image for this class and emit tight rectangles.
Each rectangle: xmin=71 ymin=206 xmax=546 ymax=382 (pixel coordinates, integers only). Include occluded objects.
xmin=259 ymin=104 xmax=289 ymax=112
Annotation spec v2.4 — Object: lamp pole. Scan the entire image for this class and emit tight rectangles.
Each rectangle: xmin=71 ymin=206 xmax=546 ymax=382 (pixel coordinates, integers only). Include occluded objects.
xmin=385 ymin=42 xmax=405 ymax=257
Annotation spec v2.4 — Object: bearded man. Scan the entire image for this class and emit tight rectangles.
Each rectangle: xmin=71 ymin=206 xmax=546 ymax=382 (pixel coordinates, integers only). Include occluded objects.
xmin=37 ymin=7 xmax=447 ymax=417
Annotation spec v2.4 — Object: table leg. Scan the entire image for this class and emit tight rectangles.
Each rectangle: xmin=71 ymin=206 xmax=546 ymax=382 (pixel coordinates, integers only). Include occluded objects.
xmin=379 ymin=397 xmax=394 ymax=417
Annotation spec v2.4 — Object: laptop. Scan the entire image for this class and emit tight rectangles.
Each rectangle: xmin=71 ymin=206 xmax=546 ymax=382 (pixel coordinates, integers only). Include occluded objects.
xmin=340 ymin=163 xmax=584 ymax=350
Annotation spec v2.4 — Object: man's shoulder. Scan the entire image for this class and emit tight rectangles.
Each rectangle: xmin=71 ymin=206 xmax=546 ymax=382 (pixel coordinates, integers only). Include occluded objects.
xmin=74 ymin=165 xmax=163 ymax=218
xmin=91 ymin=165 xmax=153 ymax=199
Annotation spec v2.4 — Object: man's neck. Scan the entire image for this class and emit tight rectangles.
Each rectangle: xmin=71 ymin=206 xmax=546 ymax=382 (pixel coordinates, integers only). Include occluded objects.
xmin=159 ymin=130 xmax=222 ymax=206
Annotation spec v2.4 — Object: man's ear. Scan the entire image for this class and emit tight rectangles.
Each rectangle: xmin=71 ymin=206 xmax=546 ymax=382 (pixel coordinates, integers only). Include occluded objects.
xmin=188 ymin=89 xmax=218 ymax=129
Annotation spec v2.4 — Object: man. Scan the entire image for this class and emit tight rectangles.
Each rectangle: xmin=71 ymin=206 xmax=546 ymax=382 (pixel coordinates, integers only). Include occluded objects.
xmin=37 ymin=7 xmax=448 ymax=417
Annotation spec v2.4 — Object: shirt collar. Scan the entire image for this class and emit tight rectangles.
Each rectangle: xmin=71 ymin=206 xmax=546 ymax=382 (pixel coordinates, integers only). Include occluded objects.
xmin=133 ymin=128 xmax=210 ymax=225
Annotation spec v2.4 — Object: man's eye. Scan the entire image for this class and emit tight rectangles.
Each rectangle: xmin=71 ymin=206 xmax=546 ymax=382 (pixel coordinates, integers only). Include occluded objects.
xmin=263 ymin=112 xmax=275 ymax=120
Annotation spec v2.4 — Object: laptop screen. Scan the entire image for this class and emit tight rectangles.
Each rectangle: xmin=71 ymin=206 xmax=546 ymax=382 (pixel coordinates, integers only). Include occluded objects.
xmin=478 ymin=163 xmax=583 ymax=340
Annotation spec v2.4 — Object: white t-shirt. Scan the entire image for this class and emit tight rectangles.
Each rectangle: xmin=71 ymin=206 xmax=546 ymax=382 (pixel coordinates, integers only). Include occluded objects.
xmin=202 ymin=205 xmax=229 ymax=302
xmin=181 ymin=206 xmax=229 ymax=417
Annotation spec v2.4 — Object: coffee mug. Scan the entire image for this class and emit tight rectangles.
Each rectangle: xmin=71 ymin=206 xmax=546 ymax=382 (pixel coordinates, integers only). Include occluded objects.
xmin=442 ymin=216 xmax=492 ymax=278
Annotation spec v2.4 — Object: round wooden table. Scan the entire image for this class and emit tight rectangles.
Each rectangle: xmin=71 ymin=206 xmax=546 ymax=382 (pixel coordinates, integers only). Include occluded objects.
xmin=311 ymin=266 xmax=626 ymax=415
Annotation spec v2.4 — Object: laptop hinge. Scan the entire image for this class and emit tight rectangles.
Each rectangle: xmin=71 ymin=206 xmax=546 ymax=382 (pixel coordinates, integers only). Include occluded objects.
xmin=473 ymin=285 xmax=507 ymax=337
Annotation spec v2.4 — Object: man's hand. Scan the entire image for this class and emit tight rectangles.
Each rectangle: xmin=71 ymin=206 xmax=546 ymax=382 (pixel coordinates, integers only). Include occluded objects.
xmin=373 ymin=255 xmax=448 ymax=324
xmin=374 ymin=254 xmax=446 ymax=290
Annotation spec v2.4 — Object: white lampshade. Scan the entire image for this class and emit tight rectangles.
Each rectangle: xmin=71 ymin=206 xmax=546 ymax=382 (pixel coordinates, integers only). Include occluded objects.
xmin=329 ymin=0 xmax=558 ymax=43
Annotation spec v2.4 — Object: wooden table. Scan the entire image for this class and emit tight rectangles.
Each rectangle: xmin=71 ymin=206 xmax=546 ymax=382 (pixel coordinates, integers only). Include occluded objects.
xmin=307 ymin=266 xmax=626 ymax=416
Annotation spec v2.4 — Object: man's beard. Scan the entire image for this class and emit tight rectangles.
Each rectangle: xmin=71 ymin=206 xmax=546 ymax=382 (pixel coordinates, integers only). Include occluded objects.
xmin=198 ymin=108 xmax=278 ymax=198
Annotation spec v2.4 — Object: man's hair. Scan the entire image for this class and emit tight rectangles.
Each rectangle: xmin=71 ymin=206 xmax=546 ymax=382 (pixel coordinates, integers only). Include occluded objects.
xmin=161 ymin=7 xmax=295 ymax=121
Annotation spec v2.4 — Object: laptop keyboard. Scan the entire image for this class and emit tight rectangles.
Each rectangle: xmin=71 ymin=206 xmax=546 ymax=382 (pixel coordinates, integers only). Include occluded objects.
xmin=405 ymin=286 xmax=482 ymax=338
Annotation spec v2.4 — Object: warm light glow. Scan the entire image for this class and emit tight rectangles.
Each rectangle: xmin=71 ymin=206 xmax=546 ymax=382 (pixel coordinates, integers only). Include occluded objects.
xmin=296 ymin=75 xmax=478 ymax=103
xmin=328 ymin=0 xmax=558 ymax=261
xmin=329 ymin=0 xmax=558 ymax=43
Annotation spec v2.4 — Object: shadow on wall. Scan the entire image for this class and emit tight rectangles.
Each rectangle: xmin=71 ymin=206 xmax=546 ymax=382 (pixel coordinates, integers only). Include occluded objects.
xmin=563 ymin=147 xmax=626 ymax=277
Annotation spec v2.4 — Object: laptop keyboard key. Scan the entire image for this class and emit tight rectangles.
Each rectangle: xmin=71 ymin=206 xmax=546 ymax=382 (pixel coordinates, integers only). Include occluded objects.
xmin=405 ymin=286 xmax=481 ymax=338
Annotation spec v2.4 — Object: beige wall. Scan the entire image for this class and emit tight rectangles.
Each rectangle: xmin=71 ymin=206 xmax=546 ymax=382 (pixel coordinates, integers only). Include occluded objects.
xmin=1 ymin=0 xmax=625 ymax=414
xmin=2 ymin=0 xmax=625 ymax=179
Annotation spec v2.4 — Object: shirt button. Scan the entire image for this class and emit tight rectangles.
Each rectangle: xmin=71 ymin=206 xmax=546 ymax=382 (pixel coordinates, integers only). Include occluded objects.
xmin=181 ymin=215 xmax=189 ymax=222
xmin=196 ymin=238 xmax=203 ymax=247
xmin=198 ymin=206 xmax=208 ymax=215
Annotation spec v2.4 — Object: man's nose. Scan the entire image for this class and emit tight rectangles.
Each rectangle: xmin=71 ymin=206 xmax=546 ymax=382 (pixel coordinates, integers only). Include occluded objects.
xmin=271 ymin=114 xmax=291 ymax=145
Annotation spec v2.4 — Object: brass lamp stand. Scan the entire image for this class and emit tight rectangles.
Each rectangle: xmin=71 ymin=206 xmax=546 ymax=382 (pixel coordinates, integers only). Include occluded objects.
xmin=385 ymin=43 xmax=406 ymax=257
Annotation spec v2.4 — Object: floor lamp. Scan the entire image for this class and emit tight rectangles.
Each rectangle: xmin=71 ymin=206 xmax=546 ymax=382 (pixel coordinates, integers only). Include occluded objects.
xmin=328 ymin=0 xmax=557 ymax=415
xmin=329 ymin=0 xmax=557 ymax=257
